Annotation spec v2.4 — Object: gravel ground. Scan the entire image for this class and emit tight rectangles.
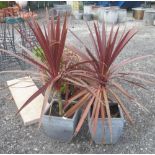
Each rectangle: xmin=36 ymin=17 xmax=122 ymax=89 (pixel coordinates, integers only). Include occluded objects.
xmin=1 ymin=13 xmax=155 ymax=153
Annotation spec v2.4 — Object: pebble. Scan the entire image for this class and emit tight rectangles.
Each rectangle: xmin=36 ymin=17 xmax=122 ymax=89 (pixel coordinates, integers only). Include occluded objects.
xmin=77 ymin=144 xmax=80 ymax=149
xmin=5 ymin=117 xmax=9 ymax=121
xmin=33 ymin=148 xmax=39 ymax=151
xmin=70 ymin=143 xmax=74 ymax=146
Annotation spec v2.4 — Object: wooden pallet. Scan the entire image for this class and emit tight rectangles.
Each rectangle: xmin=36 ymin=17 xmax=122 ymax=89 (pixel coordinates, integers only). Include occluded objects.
xmin=7 ymin=76 xmax=48 ymax=126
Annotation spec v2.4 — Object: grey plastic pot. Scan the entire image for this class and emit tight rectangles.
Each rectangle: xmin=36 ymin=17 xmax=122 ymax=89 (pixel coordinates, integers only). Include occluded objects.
xmin=74 ymin=13 xmax=83 ymax=20
xmin=83 ymin=13 xmax=92 ymax=21
xmin=118 ymin=9 xmax=127 ymax=23
xmin=88 ymin=105 xmax=125 ymax=144
xmin=144 ymin=9 xmax=155 ymax=26
xmin=42 ymin=100 xmax=81 ymax=142
xmin=98 ymin=7 xmax=119 ymax=24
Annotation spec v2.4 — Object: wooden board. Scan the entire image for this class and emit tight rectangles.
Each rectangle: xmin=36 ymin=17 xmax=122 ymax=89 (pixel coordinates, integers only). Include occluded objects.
xmin=7 ymin=76 xmax=48 ymax=126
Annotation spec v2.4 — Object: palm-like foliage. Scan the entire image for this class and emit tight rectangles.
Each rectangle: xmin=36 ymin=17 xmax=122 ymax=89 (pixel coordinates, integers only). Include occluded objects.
xmin=64 ymin=21 xmax=155 ymax=142
xmin=0 ymin=16 xmax=72 ymax=119
xmin=0 ymin=15 xmax=92 ymax=119
xmin=1 ymin=15 xmax=92 ymax=119
xmin=28 ymin=16 xmax=67 ymax=83
xmin=19 ymin=16 xmax=68 ymax=115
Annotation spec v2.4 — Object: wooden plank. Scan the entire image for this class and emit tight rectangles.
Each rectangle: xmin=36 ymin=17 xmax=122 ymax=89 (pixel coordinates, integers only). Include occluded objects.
xmin=7 ymin=76 xmax=48 ymax=126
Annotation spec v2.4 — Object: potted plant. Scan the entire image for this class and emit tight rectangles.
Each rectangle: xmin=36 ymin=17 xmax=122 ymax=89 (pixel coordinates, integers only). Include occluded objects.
xmin=1 ymin=13 xmax=155 ymax=144
xmin=25 ymin=15 xmax=84 ymax=142
xmin=1 ymin=15 xmax=83 ymax=142
xmin=32 ymin=46 xmax=81 ymax=142
xmin=65 ymin=20 xmax=155 ymax=144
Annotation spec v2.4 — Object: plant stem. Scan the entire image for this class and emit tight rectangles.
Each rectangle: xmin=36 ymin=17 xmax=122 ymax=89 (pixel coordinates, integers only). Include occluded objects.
xmin=49 ymin=102 xmax=53 ymax=116
xmin=58 ymin=92 xmax=63 ymax=116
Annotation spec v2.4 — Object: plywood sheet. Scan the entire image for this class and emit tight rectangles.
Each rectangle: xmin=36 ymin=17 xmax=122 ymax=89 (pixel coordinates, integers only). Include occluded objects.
xmin=7 ymin=76 xmax=48 ymax=126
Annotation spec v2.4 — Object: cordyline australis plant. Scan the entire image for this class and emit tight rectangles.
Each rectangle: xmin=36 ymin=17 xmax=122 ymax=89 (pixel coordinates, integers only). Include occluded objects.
xmin=0 ymin=14 xmax=91 ymax=121
xmin=26 ymin=15 xmax=68 ymax=116
xmin=0 ymin=15 xmax=76 ymax=120
xmin=64 ymin=21 xmax=155 ymax=142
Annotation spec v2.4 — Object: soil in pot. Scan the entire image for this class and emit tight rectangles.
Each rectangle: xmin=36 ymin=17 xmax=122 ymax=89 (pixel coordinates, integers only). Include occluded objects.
xmin=45 ymin=100 xmax=75 ymax=118
xmin=106 ymin=103 xmax=120 ymax=118
xmin=90 ymin=102 xmax=121 ymax=118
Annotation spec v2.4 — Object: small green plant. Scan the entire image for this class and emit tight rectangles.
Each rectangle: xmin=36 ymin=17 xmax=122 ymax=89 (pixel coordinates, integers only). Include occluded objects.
xmin=0 ymin=2 xmax=8 ymax=9
xmin=33 ymin=47 xmax=45 ymax=62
